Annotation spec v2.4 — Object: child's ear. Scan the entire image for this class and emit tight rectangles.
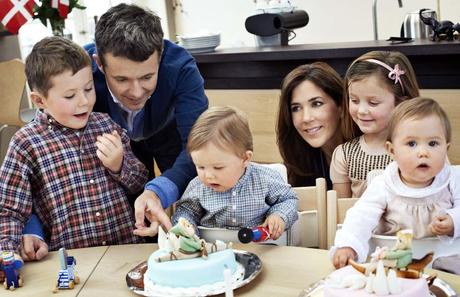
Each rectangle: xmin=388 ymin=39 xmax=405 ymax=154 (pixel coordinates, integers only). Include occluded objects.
xmin=93 ymin=54 xmax=104 ymax=73
xmin=242 ymin=150 xmax=253 ymax=166
xmin=30 ymin=91 xmax=47 ymax=109
xmin=385 ymin=141 xmax=395 ymax=159
xmin=447 ymin=142 xmax=451 ymax=151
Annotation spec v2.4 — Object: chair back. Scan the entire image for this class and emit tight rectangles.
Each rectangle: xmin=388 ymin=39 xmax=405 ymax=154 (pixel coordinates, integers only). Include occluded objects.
xmin=0 ymin=59 xmax=27 ymax=126
xmin=326 ymin=190 xmax=359 ymax=248
xmin=291 ymin=178 xmax=327 ymax=249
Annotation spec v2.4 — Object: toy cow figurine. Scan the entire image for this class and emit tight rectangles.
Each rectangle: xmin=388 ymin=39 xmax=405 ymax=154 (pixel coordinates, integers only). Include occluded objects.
xmin=1 ymin=251 xmax=24 ymax=290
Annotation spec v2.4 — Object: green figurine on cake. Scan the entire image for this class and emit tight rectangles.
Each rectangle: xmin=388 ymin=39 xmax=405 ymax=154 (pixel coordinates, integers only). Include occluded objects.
xmin=155 ymin=218 xmax=232 ymax=262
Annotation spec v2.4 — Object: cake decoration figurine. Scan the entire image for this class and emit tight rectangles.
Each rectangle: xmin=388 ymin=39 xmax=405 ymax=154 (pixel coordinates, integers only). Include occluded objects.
xmin=154 ymin=217 xmax=232 ymax=262
xmin=1 ymin=251 xmax=24 ymax=290
xmin=349 ymin=229 xmax=434 ymax=279
xmin=238 ymin=226 xmax=271 ymax=243
xmin=52 ymin=248 xmax=80 ymax=293
xmin=325 ymin=229 xmax=436 ymax=296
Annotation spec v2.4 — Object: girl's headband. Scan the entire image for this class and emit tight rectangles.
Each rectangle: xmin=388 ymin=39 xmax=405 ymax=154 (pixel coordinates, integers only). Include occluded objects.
xmin=365 ymin=59 xmax=405 ymax=94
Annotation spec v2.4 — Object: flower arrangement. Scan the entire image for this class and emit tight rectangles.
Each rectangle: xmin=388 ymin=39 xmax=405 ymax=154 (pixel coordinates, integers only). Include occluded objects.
xmin=33 ymin=0 xmax=86 ymax=36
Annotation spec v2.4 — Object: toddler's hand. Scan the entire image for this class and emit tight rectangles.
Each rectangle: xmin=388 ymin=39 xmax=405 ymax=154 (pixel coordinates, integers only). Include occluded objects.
xmin=262 ymin=214 xmax=285 ymax=240
xmin=430 ymin=213 xmax=454 ymax=236
xmin=96 ymin=130 xmax=123 ymax=173
xmin=20 ymin=235 xmax=48 ymax=261
xmin=332 ymin=247 xmax=357 ymax=269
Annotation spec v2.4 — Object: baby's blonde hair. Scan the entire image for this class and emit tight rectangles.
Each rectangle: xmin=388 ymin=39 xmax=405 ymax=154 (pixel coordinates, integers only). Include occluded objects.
xmin=187 ymin=106 xmax=253 ymax=157
xmin=386 ymin=97 xmax=451 ymax=143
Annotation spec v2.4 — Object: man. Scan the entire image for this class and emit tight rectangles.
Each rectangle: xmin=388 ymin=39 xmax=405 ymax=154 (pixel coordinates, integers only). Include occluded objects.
xmin=21 ymin=3 xmax=208 ymax=260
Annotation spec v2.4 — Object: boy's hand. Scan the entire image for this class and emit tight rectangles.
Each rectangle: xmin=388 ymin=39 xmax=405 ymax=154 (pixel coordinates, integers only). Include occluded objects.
xmin=430 ymin=213 xmax=454 ymax=236
xmin=332 ymin=247 xmax=357 ymax=269
xmin=262 ymin=214 xmax=285 ymax=240
xmin=96 ymin=130 xmax=123 ymax=173
xmin=20 ymin=235 xmax=48 ymax=261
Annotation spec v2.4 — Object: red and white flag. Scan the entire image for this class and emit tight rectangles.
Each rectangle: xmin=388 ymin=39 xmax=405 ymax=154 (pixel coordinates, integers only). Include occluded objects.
xmin=0 ymin=0 xmax=36 ymax=34
xmin=51 ymin=0 xmax=69 ymax=19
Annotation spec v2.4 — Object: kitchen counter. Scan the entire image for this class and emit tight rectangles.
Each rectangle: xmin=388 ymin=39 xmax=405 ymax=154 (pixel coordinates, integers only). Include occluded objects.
xmin=193 ymin=39 xmax=460 ymax=89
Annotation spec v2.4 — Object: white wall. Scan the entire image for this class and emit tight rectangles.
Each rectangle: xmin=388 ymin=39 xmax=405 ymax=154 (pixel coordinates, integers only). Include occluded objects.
xmin=174 ymin=0 xmax=459 ymax=48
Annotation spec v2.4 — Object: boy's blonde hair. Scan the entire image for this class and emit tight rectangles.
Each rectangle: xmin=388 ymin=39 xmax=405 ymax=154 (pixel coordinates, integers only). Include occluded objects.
xmin=25 ymin=36 xmax=91 ymax=97
xmin=386 ymin=97 xmax=451 ymax=143
xmin=187 ymin=106 xmax=253 ymax=157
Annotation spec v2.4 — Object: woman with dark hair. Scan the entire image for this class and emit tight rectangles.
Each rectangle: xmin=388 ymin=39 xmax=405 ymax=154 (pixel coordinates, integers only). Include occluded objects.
xmin=277 ymin=62 xmax=349 ymax=189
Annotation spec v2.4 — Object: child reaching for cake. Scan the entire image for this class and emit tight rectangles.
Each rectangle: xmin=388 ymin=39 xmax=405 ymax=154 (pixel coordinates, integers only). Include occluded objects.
xmin=331 ymin=97 xmax=460 ymax=268
xmin=172 ymin=106 xmax=298 ymax=240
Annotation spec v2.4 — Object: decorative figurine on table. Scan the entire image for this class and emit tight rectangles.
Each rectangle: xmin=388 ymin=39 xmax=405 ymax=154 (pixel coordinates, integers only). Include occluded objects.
xmin=350 ymin=229 xmax=434 ymax=279
xmin=52 ymin=248 xmax=80 ymax=293
xmin=1 ymin=251 xmax=24 ymax=290
xmin=238 ymin=226 xmax=271 ymax=243
xmin=154 ymin=217 xmax=232 ymax=262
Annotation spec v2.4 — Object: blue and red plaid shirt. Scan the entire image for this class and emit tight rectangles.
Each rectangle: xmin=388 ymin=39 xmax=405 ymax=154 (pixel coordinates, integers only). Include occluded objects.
xmin=0 ymin=110 xmax=147 ymax=253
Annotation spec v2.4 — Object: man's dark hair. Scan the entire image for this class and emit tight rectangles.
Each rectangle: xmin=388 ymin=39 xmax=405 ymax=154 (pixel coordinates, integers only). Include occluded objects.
xmin=95 ymin=3 xmax=164 ymax=66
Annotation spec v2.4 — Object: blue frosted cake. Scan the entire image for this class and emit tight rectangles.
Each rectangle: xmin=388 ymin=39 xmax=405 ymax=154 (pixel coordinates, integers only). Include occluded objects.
xmin=144 ymin=218 xmax=239 ymax=289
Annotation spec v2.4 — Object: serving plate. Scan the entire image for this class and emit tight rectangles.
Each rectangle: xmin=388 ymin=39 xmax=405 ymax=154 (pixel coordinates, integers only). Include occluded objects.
xmin=126 ymin=250 xmax=262 ymax=297
xmin=298 ymin=275 xmax=458 ymax=297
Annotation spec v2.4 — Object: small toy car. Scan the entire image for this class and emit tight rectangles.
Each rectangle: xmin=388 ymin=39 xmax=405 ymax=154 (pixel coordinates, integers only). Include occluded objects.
xmin=52 ymin=248 xmax=80 ymax=293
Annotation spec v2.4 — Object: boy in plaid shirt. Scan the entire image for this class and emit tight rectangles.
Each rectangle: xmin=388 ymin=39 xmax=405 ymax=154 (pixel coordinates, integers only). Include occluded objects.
xmin=172 ymin=106 xmax=298 ymax=240
xmin=0 ymin=37 xmax=148 ymax=257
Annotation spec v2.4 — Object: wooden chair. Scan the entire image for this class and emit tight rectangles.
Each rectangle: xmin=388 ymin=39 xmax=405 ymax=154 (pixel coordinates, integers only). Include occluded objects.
xmin=326 ymin=190 xmax=359 ymax=249
xmin=290 ymin=178 xmax=327 ymax=249
xmin=0 ymin=59 xmax=35 ymax=163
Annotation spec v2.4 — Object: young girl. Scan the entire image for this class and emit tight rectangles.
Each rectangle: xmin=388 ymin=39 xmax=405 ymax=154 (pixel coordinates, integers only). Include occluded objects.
xmin=277 ymin=62 xmax=345 ymax=189
xmin=172 ymin=106 xmax=298 ymax=240
xmin=330 ymin=51 xmax=420 ymax=198
xmin=332 ymin=98 xmax=460 ymax=268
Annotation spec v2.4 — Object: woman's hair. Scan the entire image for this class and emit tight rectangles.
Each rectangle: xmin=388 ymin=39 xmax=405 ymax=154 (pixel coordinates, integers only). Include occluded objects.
xmin=387 ymin=97 xmax=451 ymax=143
xmin=187 ymin=106 xmax=253 ymax=157
xmin=277 ymin=62 xmax=344 ymax=186
xmin=342 ymin=51 xmax=420 ymax=140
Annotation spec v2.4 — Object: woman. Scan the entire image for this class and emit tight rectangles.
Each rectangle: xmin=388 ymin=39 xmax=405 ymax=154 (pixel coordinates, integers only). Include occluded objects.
xmin=277 ymin=62 xmax=348 ymax=188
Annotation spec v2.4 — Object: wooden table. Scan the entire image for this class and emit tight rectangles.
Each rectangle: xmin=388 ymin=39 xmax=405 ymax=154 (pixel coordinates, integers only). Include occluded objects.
xmin=5 ymin=244 xmax=460 ymax=296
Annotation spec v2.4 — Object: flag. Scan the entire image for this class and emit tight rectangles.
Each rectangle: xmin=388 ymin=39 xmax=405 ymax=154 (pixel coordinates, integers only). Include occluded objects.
xmin=51 ymin=0 xmax=69 ymax=19
xmin=0 ymin=0 xmax=35 ymax=34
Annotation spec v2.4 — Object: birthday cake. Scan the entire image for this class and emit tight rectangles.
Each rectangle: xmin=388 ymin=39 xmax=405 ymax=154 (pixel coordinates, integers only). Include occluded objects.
xmin=325 ymin=230 xmax=433 ymax=297
xmin=143 ymin=218 xmax=243 ymax=292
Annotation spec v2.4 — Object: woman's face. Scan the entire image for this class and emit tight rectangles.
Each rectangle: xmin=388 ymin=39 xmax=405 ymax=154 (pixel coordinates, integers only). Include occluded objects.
xmin=290 ymin=80 xmax=342 ymax=149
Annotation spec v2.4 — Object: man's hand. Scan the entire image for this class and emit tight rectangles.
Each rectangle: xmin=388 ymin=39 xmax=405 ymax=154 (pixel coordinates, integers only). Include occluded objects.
xmin=133 ymin=190 xmax=172 ymax=237
xmin=96 ymin=130 xmax=123 ymax=173
xmin=262 ymin=214 xmax=286 ymax=240
xmin=430 ymin=213 xmax=454 ymax=236
xmin=332 ymin=247 xmax=357 ymax=269
xmin=20 ymin=235 xmax=48 ymax=261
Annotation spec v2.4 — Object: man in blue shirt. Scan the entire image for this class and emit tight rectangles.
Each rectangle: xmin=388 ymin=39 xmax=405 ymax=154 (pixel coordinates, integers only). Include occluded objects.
xmin=21 ymin=3 xmax=208 ymax=260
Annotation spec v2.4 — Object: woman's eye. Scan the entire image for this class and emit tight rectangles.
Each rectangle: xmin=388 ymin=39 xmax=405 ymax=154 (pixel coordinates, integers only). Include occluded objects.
xmin=311 ymin=101 xmax=323 ymax=108
xmin=84 ymin=87 xmax=93 ymax=92
xmin=290 ymin=105 xmax=301 ymax=112
xmin=64 ymin=94 xmax=75 ymax=99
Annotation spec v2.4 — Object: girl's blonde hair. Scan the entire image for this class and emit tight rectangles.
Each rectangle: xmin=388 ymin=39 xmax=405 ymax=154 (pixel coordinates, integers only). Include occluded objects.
xmin=342 ymin=51 xmax=420 ymax=140
xmin=187 ymin=106 xmax=253 ymax=157
xmin=386 ymin=97 xmax=451 ymax=143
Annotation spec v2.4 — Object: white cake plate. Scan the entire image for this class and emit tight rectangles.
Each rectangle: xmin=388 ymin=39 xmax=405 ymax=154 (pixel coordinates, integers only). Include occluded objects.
xmin=298 ymin=275 xmax=457 ymax=297
xmin=126 ymin=250 xmax=262 ymax=297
